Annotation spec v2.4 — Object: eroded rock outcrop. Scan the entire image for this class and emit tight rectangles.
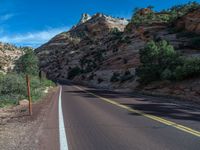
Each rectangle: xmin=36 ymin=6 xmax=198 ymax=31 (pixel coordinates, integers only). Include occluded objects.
xmin=176 ymin=8 xmax=200 ymax=34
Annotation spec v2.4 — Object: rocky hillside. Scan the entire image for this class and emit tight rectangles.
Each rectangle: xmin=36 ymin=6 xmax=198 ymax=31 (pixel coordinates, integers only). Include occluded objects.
xmin=36 ymin=3 xmax=200 ymax=101
xmin=35 ymin=13 xmax=130 ymax=83
xmin=0 ymin=43 xmax=23 ymax=73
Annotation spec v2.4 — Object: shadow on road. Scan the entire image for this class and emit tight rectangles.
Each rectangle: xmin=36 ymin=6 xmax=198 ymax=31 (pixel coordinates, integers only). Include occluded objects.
xmin=64 ymin=86 xmax=200 ymax=123
xmin=124 ymin=103 xmax=200 ymax=122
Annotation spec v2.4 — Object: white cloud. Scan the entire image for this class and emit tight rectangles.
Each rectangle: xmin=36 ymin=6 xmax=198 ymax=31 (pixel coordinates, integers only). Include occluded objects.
xmin=0 ymin=13 xmax=14 ymax=21
xmin=0 ymin=27 xmax=70 ymax=48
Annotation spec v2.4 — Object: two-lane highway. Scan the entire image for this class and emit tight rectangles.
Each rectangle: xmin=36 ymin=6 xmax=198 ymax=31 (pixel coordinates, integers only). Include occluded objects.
xmin=42 ymin=84 xmax=200 ymax=150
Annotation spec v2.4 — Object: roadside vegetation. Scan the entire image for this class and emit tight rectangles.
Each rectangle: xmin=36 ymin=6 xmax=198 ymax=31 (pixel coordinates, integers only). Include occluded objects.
xmin=0 ymin=47 xmax=54 ymax=108
xmin=137 ymin=40 xmax=200 ymax=84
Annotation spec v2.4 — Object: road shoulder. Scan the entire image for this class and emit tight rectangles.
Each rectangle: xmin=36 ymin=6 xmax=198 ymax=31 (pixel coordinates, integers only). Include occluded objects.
xmin=0 ymin=87 xmax=59 ymax=150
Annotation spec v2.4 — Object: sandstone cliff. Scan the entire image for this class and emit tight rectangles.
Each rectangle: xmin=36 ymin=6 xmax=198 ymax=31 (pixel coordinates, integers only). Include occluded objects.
xmin=176 ymin=8 xmax=200 ymax=34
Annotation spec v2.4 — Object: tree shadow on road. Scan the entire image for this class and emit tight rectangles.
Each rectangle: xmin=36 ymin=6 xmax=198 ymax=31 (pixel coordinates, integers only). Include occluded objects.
xmin=65 ymin=87 xmax=200 ymax=122
xmin=123 ymin=103 xmax=200 ymax=122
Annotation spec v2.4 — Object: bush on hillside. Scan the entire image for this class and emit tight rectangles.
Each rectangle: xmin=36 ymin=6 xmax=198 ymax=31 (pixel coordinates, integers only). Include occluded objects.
xmin=137 ymin=40 xmax=200 ymax=84
xmin=110 ymin=72 xmax=120 ymax=82
xmin=120 ymin=70 xmax=135 ymax=82
xmin=131 ymin=11 xmax=157 ymax=25
xmin=67 ymin=66 xmax=82 ymax=79
xmin=189 ymin=37 xmax=200 ymax=49
xmin=79 ymin=50 xmax=105 ymax=73
xmin=131 ymin=2 xmax=200 ymax=25
xmin=110 ymin=71 xmax=134 ymax=83
xmin=0 ymin=74 xmax=26 ymax=105
xmin=97 ymin=78 xmax=104 ymax=84
xmin=169 ymin=2 xmax=199 ymax=18
xmin=173 ymin=58 xmax=200 ymax=80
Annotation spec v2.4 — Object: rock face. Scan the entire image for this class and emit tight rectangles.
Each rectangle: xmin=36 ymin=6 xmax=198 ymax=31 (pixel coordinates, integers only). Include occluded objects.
xmin=176 ymin=8 xmax=200 ymax=34
xmin=0 ymin=43 xmax=23 ymax=73
xmin=36 ymin=10 xmax=200 ymax=91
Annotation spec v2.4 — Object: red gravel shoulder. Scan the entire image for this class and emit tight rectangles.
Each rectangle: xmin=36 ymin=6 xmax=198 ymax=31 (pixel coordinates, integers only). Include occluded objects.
xmin=0 ymin=87 xmax=59 ymax=150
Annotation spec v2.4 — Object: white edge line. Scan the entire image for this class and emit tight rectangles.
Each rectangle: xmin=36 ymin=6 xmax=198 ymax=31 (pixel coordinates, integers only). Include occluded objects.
xmin=59 ymin=86 xmax=69 ymax=150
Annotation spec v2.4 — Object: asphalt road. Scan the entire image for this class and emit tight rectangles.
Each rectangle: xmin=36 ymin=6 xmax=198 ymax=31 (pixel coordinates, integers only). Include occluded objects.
xmin=43 ymin=84 xmax=200 ymax=150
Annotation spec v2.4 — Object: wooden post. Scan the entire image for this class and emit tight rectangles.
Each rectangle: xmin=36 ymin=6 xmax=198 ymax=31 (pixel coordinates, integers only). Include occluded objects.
xmin=26 ymin=75 xmax=32 ymax=116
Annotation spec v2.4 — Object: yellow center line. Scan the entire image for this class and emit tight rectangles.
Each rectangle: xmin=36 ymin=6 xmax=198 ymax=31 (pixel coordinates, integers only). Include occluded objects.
xmin=74 ymin=85 xmax=200 ymax=137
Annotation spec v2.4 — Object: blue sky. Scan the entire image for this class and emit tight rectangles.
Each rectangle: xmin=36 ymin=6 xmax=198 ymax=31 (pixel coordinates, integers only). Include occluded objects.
xmin=0 ymin=0 xmax=199 ymax=48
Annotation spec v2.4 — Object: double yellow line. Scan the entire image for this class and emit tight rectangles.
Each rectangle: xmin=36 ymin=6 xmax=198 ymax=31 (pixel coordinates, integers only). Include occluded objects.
xmin=74 ymin=86 xmax=200 ymax=137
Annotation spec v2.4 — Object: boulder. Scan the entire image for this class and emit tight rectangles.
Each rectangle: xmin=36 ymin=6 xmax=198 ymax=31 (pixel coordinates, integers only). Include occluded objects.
xmin=19 ymin=99 xmax=29 ymax=106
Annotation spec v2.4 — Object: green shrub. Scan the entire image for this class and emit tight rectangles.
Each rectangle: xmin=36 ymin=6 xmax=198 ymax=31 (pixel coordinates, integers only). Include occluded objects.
xmin=0 ymin=73 xmax=54 ymax=107
xmin=15 ymin=48 xmax=39 ymax=75
xmin=137 ymin=40 xmax=180 ymax=83
xmin=120 ymin=70 xmax=134 ymax=82
xmin=0 ymin=73 xmax=26 ymax=97
xmin=0 ymin=74 xmax=26 ymax=106
xmin=67 ymin=66 xmax=82 ymax=79
xmin=40 ymin=78 xmax=55 ymax=87
xmin=131 ymin=11 xmax=155 ymax=25
xmin=110 ymin=72 xmax=120 ymax=82
xmin=137 ymin=40 xmax=200 ymax=83
xmin=97 ymin=78 xmax=104 ymax=84
xmin=174 ymin=58 xmax=200 ymax=80
xmin=169 ymin=2 xmax=199 ymax=18
xmin=131 ymin=2 xmax=200 ymax=25
xmin=79 ymin=50 xmax=105 ymax=73
xmin=110 ymin=71 xmax=134 ymax=83
xmin=161 ymin=68 xmax=172 ymax=80
xmin=189 ymin=37 xmax=200 ymax=49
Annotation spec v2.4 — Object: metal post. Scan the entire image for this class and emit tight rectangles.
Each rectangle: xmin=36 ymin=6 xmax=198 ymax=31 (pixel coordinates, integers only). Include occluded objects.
xmin=26 ymin=75 xmax=32 ymax=116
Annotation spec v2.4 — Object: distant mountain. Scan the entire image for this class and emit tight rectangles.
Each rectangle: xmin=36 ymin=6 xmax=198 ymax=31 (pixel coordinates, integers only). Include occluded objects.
xmin=0 ymin=42 xmax=23 ymax=73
